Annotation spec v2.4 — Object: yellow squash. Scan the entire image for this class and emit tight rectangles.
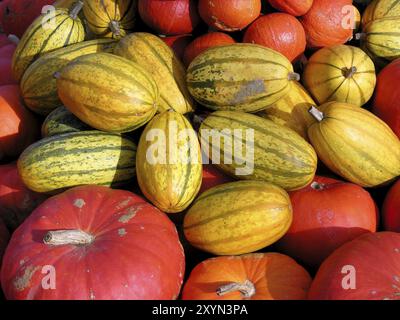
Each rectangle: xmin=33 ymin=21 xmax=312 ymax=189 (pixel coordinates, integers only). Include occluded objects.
xmin=361 ymin=0 xmax=400 ymax=27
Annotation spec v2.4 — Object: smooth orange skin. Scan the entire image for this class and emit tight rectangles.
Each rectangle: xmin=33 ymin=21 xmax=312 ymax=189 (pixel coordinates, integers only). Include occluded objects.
xmin=382 ymin=179 xmax=400 ymax=232
xmin=162 ymin=34 xmax=193 ymax=60
xmin=269 ymin=0 xmax=313 ymax=16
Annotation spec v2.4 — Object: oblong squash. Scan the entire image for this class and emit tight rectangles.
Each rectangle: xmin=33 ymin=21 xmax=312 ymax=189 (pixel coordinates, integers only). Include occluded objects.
xmin=114 ymin=32 xmax=194 ymax=114
xmin=362 ymin=0 xmax=400 ymax=27
xmin=308 ymin=102 xmax=400 ymax=187
xmin=136 ymin=110 xmax=202 ymax=213
xmin=199 ymin=111 xmax=318 ymax=191
xmin=183 ymin=180 xmax=293 ymax=255
xmin=186 ymin=43 xmax=299 ymax=113
xmin=56 ymin=52 xmax=159 ymax=133
xmin=18 ymin=131 xmax=137 ymax=193
xmin=21 ymin=39 xmax=117 ymax=115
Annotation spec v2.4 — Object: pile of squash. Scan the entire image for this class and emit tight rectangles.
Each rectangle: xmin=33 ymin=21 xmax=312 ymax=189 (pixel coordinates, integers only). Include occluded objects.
xmin=0 ymin=0 xmax=400 ymax=300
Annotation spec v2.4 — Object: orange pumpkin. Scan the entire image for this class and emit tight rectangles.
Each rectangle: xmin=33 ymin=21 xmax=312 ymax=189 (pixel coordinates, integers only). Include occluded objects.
xmin=268 ymin=0 xmax=313 ymax=16
xmin=182 ymin=253 xmax=312 ymax=300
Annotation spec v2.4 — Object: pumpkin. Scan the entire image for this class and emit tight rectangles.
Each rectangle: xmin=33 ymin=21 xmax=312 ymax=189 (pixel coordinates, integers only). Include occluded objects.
xmin=0 ymin=185 xmax=185 ymax=300
xmin=243 ymin=13 xmax=306 ymax=62
xmin=162 ymin=34 xmax=192 ymax=60
xmin=268 ymin=0 xmax=313 ymax=16
xmin=0 ymin=42 xmax=16 ymax=60
xmin=182 ymin=253 xmax=312 ymax=300
xmin=198 ymin=0 xmax=261 ymax=32
xmin=0 ymin=163 xmax=47 ymax=230
xmin=199 ymin=164 xmax=233 ymax=194
xmin=308 ymin=232 xmax=400 ymax=300
xmin=382 ymin=179 xmax=400 ymax=232
xmin=303 ymin=45 xmax=376 ymax=107
xmin=362 ymin=0 xmax=400 ymax=27
xmin=0 ymin=34 xmax=10 ymax=47
xmin=372 ymin=58 xmax=400 ymax=139
xmin=0 ymin=58 xmax=16 ymax=86
xmin=308 ymin=102 xmax=400 ymax=188
xmin=0 ymin=85 xmax=39 ymax=160
xmin=183 ymin=32 xmax=235 ymax=67
xmin=0 ymin=219 xmax=9 ymax=268
xmin=183 ymin=181 xmax=293 ymax=255
xmin=300 ymin=0 xmax=353 ymax=49
xmin=277 ymin=176 xmax=377 ymax=267
xmin=138 ymin=0 xmax=199 ymax=35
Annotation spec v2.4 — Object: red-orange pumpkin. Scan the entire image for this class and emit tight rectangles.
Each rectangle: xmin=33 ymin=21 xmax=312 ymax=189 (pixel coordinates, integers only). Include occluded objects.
xmin=300 ymin=0 xmax=353 ymax=49
xmin=198 ymin=0 xmax=261 ymax=32
xmin=0 ymin=58 xmax=16 ymax=86
xmin=383 ymin=180 xmax=400 ymax=232
xmin=373 ymin=59 xmax=400 ymax=139
xmin=0 ymin=42 xmax=16 ymax=59
xmin=138 ymin=0 xmax=200 ymax=35
xmin=277 ymin=176 xmax=377 ymax=267
xmin=243 ymin=13 xmax=306 ymax=62
xmin=183 ymin=32 xmax=235 ymax=67
xmin=0 ymin=219 xmax=9 ymax=269
xmin=1 ymin=185 xmax=185 ymax=300
xmin=162 ymin=34 xmax=192 ymax=60
xmin=199 ymin=164 xmax=234 ymax=194
xmin=269 ymin=0 xmax=313 ymax=16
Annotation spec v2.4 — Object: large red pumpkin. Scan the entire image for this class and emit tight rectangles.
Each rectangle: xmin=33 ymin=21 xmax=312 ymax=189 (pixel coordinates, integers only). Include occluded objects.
xmin=161 ymin=34 xmax=192 ymax=60
xmin=382 ymin=180 xmax=400 ymax=232
xmin=1 ymin=185 xmax=185 ymax=300
xmin=138 ymin=0 xmax=200 ymax=35
xmin=0 ymin=219 xmax=9 ymax=268
xmin=0 ymin=42 xmax=16 ymax=59
xmin=198 ymin=0 xmax=261 ymax=32
xmin=243 ymin=13 xmax=306 ymax=62
xmin=0 ymin=163 xmax=47 ymax=230
xmin=277 ymin=176 xmax=377 ymax=267
xmin=268 ymin=0 xmax=313 ymax=16
xmin=373 ymin=59 xmax=400 ymax=139
xmin=300 ymin=0 xmax=353 ymax=49
xmin=0 ymin=85 xmax=39 ymax=159
xmin=0 ymin=58 xmax=16 ymax=86
xmin=183 ymin=32 xmax=235 ymax=67
xmin=199 ymin=164 xmax=234 ymax=194
xmin=308 ymin=232 xmax=400 ymax=300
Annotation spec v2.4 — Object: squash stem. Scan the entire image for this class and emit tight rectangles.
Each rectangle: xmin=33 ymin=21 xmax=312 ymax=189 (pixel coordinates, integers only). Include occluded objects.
xmin=69 ymin=0 xmax=84 ymax=20
xmin=308 ymin=106 xmax=325 ymax=122
xmin=44 ymin=230 xmax=95 ymax=246
xmin=7 ymin=34 xmax=19 ymax=45
xmin=344 ymin=66 xmax=357 ymax=78
xmin=355 ymin=33 xmax=366 ymax=41
xmin=109 ymin=21 xmax=121 ymax=37
xmin=288 ymin=72 xmax=301 ymax=81
xmin=216 ymin=280 xmax=256 ymax=298
xmin=311 ymin=182 xmax=324 ymax=190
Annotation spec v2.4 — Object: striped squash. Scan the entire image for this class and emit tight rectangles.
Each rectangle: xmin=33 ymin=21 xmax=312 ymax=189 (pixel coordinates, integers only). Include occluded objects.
xmin=199 ymin=111 xmax=318 ymax=191
xmin=18 ymin=131 xmax=137 ymax=193
xmin=114 ymin=32 xmax=194 ymax=114
xmin=186 ymin=43 xmax=299 ymax=113
xmin=362 ymin=0 xmax=400 ymax=27
xmin=83 ymin=0 xmax=137 ymax=39
xmin=183 ymin=181 xmax=293 ymax=255
xmin=21 ymin=39 xmax=117 ymax=115
xmin=136 ymin=110 xmax=202 ymax=213
xmin=11 ymin=2 xmax=85 ymax=82
xmin=56 ymin=52 xmax=159 ymax=133
xmin=258 ymin=81 xmax=316 ymax=140
xmin=308 ymin=102 xmax=400 ymax=187
xmin=41 ymin=106 xmax=91 ymax=137
xmin=303 ymin=45 xmax=376 ymax=107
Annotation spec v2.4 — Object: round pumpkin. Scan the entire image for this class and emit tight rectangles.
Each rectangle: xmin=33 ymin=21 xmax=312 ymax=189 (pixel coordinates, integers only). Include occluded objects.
xmin=243 ymin=13 xmax=306 ymax=63
xmin=373 ymin=58 xmax=400 ymax=139
xmin=0 ymin=85 xmax=39 ymax=160
xmin=303 ymin=45 xmax=376 ymax=107
xmin=198 ymin=0 xmax=261 ymax=32
xmin=183 ymin=32 xmax=235 ymax=67
xmin=182 ymin=253 xmax=312 ymax=300
xmin=138 ymin=0 xmax=200 ymax=35
xmin=199 ymin=164 xmax=234 ymax=194
xmin=0 ymin=219 xmax=9 ymax=268
xmin=0 ymin=185 xmax=185 ymax=300
xmin=277 ymin=176 xmax=377 ymax=267
xmin=162 ymin=34 xmax=192 ymax=60
xmin=308 ymin=232 xmax=400 ymax=300
xmin=0 ymin=42 xmax=16 ymax=60
xmin=382 ymin=179 xmax=400 ymax=232
xmin=268 ymin=0 xmax=313 ymax=16
xmin=300 ymin=0 xmax=353 ymax=49
xmin=0 ymin=58 xmax=16 ymax=86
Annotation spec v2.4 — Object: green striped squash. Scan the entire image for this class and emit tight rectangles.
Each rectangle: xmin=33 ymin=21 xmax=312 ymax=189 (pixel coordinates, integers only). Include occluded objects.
xmin=136 ymin=110 xmax=202 ymax=213
xmin=114 ymin=32 xmax=194 ymax=114
xmin=21 ymin=39 xmax=117 ymax=115
xmin=18 ymin=131 xmax=137 ymax=193
xmin=56 ymin=52 xmax=159 ymax=133
xmin=186 ymin=43 xmax=299 ymax=113
xmin=362 ymin=0 xmax=400 ymax=27
xmin=200 ymin=111 xmax=318 ymax=191
xmin=12 ymin=2 xmax=85 ymax=82
xmin=41 ymin=106 xmax=91 ymax=137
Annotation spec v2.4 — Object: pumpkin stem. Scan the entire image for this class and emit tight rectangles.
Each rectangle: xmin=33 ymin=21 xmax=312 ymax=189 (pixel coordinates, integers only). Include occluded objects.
xmin=355 ymin=33 xmax=366 ymax=41
xmin=7 ymin=34 xmax=19 ymax=45
xmin=109 ymin=20 xmax=121 ymax=37
xmin=53 ymin=72 xmax=61 ymax=79
xmin=288 ymin=72 xmax=301 ymax=81
xmin=308 ymin=106 xmax=324 ymax=122
xmin=216 ymin=280 xmax=256 ymax=298
xmin=43 ymin=230 xmax=95 ymax=246
xmin=311 ymin=182 xmax=324 ymax=190
xmin=344 ymin=66 xmax=357 ymax=78
xmin=69 ymin=0 xmax=84 ymax=20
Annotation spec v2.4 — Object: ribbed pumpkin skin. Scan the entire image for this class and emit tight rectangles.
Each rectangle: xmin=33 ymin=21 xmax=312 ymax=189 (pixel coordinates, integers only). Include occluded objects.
xmin=56 ymin=52 xmax=159 ymax=133
xmin=200 ymin=111 xmax=318 ymax=191
xmin=303 ymin=45 xmax=376 ymax=107
xmin=183 ymin=181 xmax=293 ymax=255
xmin=21 ymin=39 xmax=117 ymax=115
xmin=308 ymin=102 xmax=400 ymax=187
xmin=136 ymin=111 xmax=202 ymax=213
xmin=83 ymin=0 xmax=137 ymax=38
xmin=362 ymin=0 xmax=400 ymax=27
xmin=259 ymin=81 xmax=315 ymax=140
xmin=186 ymin=43 xmax=296 ymax=113
xmin=114 ymin=33 xmax=194 ymax=114
xmin=41 ymin=106 xmax=91 ymax=137
xmin=18 ymin=131 xmax=137 ymax=193
xmin=11 ymin=6 xmax=85 ymax=82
